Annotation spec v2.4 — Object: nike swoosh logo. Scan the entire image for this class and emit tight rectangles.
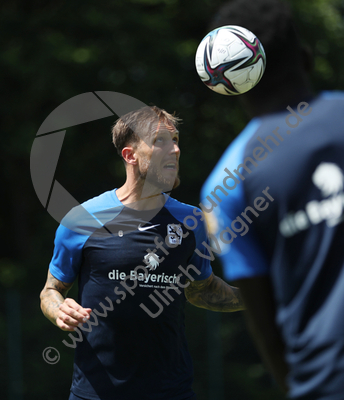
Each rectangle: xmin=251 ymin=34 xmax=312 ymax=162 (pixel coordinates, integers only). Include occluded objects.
xmin=138 ymin=223 xmax=160 ymax=231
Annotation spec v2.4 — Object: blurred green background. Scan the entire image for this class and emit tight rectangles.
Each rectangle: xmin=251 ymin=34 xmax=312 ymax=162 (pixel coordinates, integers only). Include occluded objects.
xmin=1 ymin=0 xmax=344 ymax=399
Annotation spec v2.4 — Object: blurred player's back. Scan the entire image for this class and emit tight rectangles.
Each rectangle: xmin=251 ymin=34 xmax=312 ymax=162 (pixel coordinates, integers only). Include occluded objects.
xmin=203 ymin=0 xmax=344 ymax=398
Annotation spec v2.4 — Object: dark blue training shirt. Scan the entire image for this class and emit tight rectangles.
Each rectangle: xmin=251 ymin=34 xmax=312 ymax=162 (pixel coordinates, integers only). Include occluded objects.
xmin=202 ymin=92 xmax=344 ymax=400
xmin=50 ymin=191 xmax=212 ymax=400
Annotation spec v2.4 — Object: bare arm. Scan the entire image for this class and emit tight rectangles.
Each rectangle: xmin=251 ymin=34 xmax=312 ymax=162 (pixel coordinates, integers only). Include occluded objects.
xmin=40 ymin=270 xmax=91 ymax=331
xmin=185 ymin=272 xmax=245 ymax=312
xmin=235 ymin=276 xmax=289 ymax=393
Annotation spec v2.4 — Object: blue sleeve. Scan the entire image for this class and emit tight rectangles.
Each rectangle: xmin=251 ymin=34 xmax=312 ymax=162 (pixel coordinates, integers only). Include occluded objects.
xmin=201 ymin=119 xmax=269 ymax=282
xmin=214 ymin=194 xmax=268 ymax=282
xmin=49 ymin=224 xmax=88 ymax=283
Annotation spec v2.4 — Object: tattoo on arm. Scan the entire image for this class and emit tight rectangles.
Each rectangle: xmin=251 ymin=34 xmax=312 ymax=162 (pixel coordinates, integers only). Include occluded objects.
xmin=185 ymin=273 xmax=245 ymax=312
xmin=40 ymin=271 xmax=74 ymax=325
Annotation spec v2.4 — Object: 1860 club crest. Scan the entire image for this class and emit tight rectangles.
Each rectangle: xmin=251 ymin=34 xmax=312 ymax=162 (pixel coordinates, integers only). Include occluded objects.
xmin=167 ymin=224 xmax=183 ymax=245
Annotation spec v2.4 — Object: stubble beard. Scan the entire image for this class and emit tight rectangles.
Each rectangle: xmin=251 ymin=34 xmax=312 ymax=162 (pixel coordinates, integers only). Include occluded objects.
xmin=138 ymin=156 xmax=180 ymax=193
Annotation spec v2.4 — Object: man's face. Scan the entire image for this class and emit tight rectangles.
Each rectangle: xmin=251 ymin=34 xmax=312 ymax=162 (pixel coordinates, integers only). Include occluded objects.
xmin=136 ymin=119 xmax=180 ymax=191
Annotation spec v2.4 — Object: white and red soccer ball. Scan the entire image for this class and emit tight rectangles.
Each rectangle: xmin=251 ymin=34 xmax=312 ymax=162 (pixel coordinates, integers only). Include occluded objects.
xmin=195 ymin=25 xmax=266 ymax=95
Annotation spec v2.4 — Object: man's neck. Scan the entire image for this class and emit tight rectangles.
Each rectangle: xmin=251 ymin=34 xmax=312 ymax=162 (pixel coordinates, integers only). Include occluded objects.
xmin=116 ymin=182 xmax=166 ymax=210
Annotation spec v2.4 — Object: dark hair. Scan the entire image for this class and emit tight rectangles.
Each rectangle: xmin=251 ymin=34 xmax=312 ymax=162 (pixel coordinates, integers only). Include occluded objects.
xmin=209 ymin=0 xmax=304 ymax=88
xmin=112 ymin=106 xmax=180 ymax=158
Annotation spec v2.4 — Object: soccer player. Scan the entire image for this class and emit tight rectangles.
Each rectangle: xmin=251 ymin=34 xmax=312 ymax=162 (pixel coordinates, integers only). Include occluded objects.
xmin=202 ymin=0 xmax=344 ymax=399
xmin=40 ymin=105 xmax=245 ymax=400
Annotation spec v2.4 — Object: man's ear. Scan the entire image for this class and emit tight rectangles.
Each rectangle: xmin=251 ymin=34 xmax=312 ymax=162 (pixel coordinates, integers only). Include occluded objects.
xmin=122 ymin=147 xmax=138 ymax=165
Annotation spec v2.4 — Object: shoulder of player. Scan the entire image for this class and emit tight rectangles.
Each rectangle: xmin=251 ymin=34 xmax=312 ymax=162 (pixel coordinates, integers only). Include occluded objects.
xmin=81 ymin=188 xmax=121 ymax=212
xmin=164 ymin=196 xmax=206 ymax=234
xmin=59 ymin=189 xmax=122 ymax=235
xmin=319 ymin=90 xmax=344 ymax=102
xmin=164 ymin=195 xmax=200 ymax=218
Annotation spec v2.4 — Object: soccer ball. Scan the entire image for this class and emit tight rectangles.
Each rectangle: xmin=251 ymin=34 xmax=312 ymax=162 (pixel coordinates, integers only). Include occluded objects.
xmin=195 ymin=25 xmax=266 ymax=96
